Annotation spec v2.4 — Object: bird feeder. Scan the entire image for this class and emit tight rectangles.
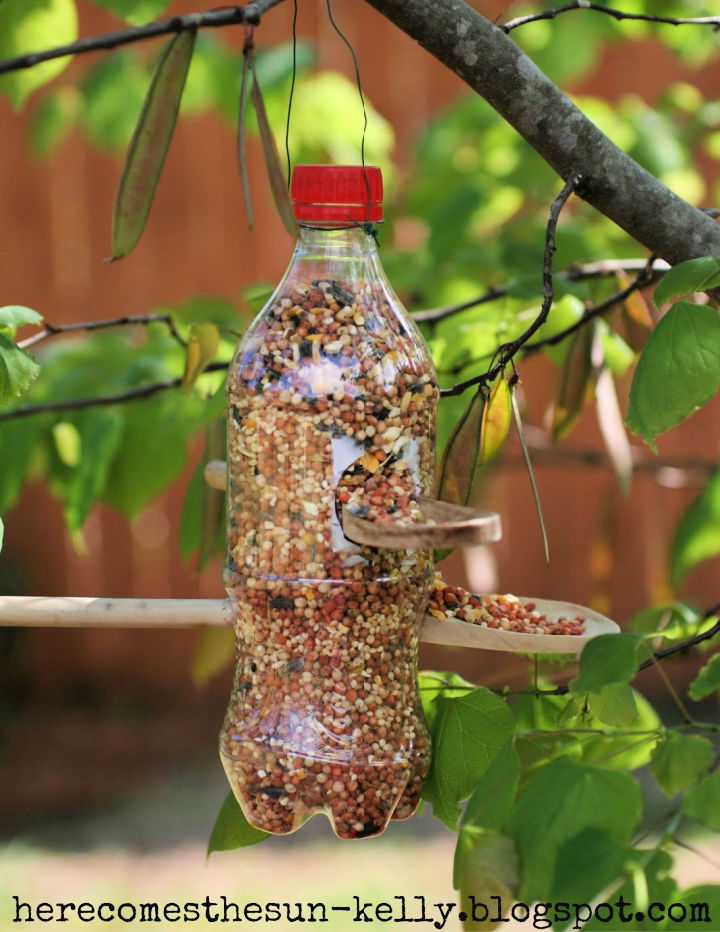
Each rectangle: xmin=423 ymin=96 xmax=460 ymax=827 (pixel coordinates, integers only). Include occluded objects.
xmin=0 ymin=165 xmax=620 ymax=843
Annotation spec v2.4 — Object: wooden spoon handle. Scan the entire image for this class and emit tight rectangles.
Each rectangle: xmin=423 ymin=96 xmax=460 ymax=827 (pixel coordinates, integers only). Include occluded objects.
xmin=341 ymin=496 xmax=501 ymax=550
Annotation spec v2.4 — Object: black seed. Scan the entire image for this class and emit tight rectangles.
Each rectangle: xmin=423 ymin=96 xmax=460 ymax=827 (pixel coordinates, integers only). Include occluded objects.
xmin=257 ymin=785 xmax=285 ymax=798
xmin=270 ymin=596 xmax=295 ymax=610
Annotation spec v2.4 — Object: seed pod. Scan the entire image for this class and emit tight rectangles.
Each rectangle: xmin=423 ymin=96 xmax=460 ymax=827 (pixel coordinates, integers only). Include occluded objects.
xmin=111 ymin=29 xmax=196 ymax=261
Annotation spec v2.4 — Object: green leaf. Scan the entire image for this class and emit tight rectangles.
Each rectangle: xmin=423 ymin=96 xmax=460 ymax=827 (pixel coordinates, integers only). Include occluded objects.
xmin=552 ymin=322 xmax=594 ymax=439
xmin=671 ymin=470 xmax=720 ymax=587
xmin=571 ymin=633 xmax=643 ymax=694
xmin=437 ymin=386 xmax=485 ymax=507
xmin=653 ymin=256 xmax=720 ymax=307
xmin=102 ymin=391 xmax=206 ymax=519
xmin=418 ymin=670 xmax=475 ymax=732
xmin=191 ymin=628 xmax=234 ymax=688
xmin=583 ymin=850 xmax=676 ymax=932
xmin=454 ymin=829 xmax=518 ymax=931
xmin=626 ymin=302 xmax=720 ymax=449
xmin=550 ymin=826 xmax=628 ymax=908
xmin=181 ymin=322 xmax=220 ymax=392
xmin=90 ymin=0 xmax=171 ymax=25
xmin=580 ymin=689 xmax=661 ymax=772
xmin=250 ymin=59 xmax=298 ymax=239
xmin=682 ymin=772 xmax=720 ymax=831
xmin=29 ymin=86 xmax=81 ymax=157
xmin=0 ymin=417 xmax=41 ymax=513
xmin=111 ymin=29 xmax=196 ymax=260
xmin=656 ymin=886 xmax=720 ymax=932
xmin=506 ymin=756 xmax=642 ymax=902
xmin=207 ymin=792 xmax=268 ymax=854
xmin=650 ymin=732 xmax=713 ymax=797
xmin=459 ymin=741 xmax=520 ymax=836
xmin=688 ymin=653 xmax=720 ymax=701
xmin=423 ymin=687 xmax=514 ymax=831
xmin=0 ymin=306 xmax=42 ymax=331
xmin=0 ymin=334 xmax=40 ymax=407
xmin=0 ymin=0 xmax=78 ymax=108
xmin=588 ymin=682 xmax=639 ymax=728
xmin=65 ymin=409 xmax=125 ymax=533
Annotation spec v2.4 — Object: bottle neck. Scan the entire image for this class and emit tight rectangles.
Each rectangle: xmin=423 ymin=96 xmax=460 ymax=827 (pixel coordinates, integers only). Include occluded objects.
xmin=294 ymin=224 xmax=378 ymax=260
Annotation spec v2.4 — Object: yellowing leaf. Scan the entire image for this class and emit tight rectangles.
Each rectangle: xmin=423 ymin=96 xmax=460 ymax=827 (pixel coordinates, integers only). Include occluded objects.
xmin=0 ymin=0 xmax=78 ymax=109
xmin=479 ymin=374 xmax=511 ymax=463
xmin=182 ymin=322 xmax=220 ymax=391
xmin=52 ymin=422 xmax=81 ymax=467
xmin=192 ymin=627 xmax=235 ymax=688
xmin=111 ymin=29 xmax=196 ymax=260
xmin=437 ymin=387 xmax=486 ymax=507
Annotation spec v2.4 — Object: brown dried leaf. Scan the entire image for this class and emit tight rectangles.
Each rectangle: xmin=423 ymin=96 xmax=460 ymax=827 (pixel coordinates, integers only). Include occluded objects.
xmin=250 ymin=62 xmax=298 ymax=239
xmin=111 ymin=29 xmax=196 ymax=261
xmin=236 ymin=48 xmax=254 ymax=231
xmin=552 ymin=322 xmax=594 ymax=440
xmin=437 ymin=386 xmax=486 ymax=507
xmin=591 ymin=327 xmax=633 ymax=496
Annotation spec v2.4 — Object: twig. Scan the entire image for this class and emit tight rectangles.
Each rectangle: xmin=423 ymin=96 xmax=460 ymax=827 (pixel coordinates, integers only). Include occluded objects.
xmin=411 ymin=257 xmax=665 ymax=327
xmin=441 ymin=174 xmax=581 ymax=398
xmin=524 ymin=254 xmax=657 ymax=355
xmin=503 ymin=2 xmax=720 ymax=33
xmin=18 ymin=313 xmax=186 ymax=349
xmin=636 ymin=611 xmax=720 ymax=673
xmin=0 ymin=361 xmax=230 ymax=423
xmin=0 ymin=1 xmax=288 ymax=76
xmin=650 ymin=652 xmax=693 ymax=725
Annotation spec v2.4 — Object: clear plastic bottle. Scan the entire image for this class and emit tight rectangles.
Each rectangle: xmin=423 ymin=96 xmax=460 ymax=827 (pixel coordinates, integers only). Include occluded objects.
xmin=220 ymin=165 xmax=439 ymax=839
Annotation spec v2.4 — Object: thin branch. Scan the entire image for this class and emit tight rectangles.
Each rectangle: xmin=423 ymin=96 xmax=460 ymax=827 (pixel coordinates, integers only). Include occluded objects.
xmin=0 ymin=1 xmax=288 ymax=76
xmin=0 ymin=361 xmax=229 ymax=423
xmin=636 ymin=611 xmax=720 ymax=673
xmin=524 ymin=254 xmax=657 ymax=355
xmin=440 ymin=174 xmax=581 ymax=398
xmin=411 ymin=257 xmax=666 ymax=327
xmin=18 ymin=313 xmax=186 ymax=349
xmin=503 ymin=2 xmax=720 ymax=33
xmin=510 ymin=426 xmax=718 ymax=483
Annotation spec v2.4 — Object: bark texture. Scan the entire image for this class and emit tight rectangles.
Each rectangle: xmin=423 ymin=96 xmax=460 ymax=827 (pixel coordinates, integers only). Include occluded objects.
xmin=363 ymin=0 xmax=720 ymax=265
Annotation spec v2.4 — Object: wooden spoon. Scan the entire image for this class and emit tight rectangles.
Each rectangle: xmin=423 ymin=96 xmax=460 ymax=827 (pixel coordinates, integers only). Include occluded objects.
xmin=341 ymin=497 xmax=501 ymax=550
xmin=205 ymin=460 xmax=501 ymax=550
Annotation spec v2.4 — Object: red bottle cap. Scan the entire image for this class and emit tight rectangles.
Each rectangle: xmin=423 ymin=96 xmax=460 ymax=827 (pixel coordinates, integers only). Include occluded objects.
xmin=291 ymin=165 xmax=383 ymax=223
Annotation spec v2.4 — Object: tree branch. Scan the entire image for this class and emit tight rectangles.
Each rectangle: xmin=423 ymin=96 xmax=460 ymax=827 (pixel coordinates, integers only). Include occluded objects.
xmin=411 ymin=257 xmax=666 ymax=327
xmin=440 ymin=174 xmax=580 ymax=398
xmin=0 ymin=361 xmax=229 ymax=423
xmin=0 ymin=1 xmax=287 ymax=76
xmin=361 ymin=0 xmax=720 ymax=266
xmin=503 ymin=2 xmax=720 ymax=33
xmin=18 ymin=313 xmax=186 ymax=349
xmin=523 ymin=254 xmax=656 ymax=355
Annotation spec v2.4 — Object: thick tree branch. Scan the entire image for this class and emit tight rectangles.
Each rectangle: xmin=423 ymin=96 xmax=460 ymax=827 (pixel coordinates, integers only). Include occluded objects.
xmin=504 ymin=3 xmax=720 ymax=33
xmin=0 ymin=1 xmax=287 ymax=76
xmin=0 ymin=361 xmax=229 ymax=423
xmin=362 ymin=0 xmax=720 ymax=266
